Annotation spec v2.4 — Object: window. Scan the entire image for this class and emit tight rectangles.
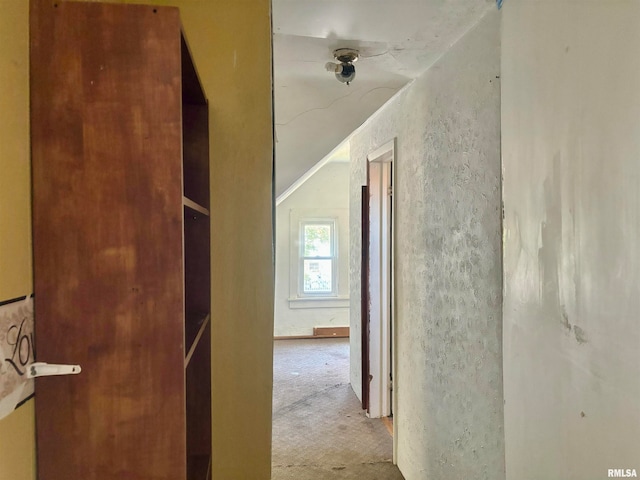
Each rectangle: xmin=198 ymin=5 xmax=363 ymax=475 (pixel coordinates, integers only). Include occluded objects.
xmin=287 ymin=209 xmax=348 ymax=309
xmin=300 ymin=220 xmax=336 ymax=296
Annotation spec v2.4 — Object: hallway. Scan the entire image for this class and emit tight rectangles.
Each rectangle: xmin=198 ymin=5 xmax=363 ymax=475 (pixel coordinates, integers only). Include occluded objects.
xmin=271 ymin=338 xmax=404 ymax=479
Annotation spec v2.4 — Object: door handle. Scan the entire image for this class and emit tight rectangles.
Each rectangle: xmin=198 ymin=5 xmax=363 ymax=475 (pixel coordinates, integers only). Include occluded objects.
xmin=27 ymin=362 xmax=82 ymax=378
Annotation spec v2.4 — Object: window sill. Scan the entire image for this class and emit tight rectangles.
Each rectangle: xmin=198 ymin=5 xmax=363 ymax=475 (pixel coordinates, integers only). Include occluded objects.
xmin=288 ymin=296 xmax=350 ymax=309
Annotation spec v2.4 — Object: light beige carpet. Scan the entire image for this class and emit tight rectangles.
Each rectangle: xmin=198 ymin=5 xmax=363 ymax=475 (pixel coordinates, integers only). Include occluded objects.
xmin=272 ymin=338 xmax=405 ymax=480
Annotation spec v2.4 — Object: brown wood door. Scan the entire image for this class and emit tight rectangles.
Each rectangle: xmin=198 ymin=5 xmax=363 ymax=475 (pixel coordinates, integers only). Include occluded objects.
xmin=30 ymin=1 xmax=186 ymax=478
xmin=361 ymin=185 xmax=370 ymax=412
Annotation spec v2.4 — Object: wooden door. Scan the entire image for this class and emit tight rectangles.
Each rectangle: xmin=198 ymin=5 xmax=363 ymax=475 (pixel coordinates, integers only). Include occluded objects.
xmin=360 ymin=185 xmax=370 ymax=412
xmin=30 ymin=1 xmax=186 ymax=478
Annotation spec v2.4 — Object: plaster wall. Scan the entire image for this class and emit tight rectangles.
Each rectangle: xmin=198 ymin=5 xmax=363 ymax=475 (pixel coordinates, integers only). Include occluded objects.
xmin=502 ymin=3 xmax=640 ymax=479
xmin=275 ymin=161 xmax=350 ymax=337
xmin=349 ymin=10 xmax=503 ymax=480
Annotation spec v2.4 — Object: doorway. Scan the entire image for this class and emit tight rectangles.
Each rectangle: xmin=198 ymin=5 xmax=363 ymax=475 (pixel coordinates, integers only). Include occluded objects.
xmin=271 ymin=141 xmax=403 ymax=478
xmin=362 ymin=139 xmax=395 ymax=428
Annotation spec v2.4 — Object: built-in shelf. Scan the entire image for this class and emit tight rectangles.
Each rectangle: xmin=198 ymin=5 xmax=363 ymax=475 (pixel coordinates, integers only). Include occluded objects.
xmin=185 ymin=313 xmax=210 ymax=368
xmin=183 ymin=197 xmax=210 ymax=216
xmin=187 ymin=454 xmax=211 ymax=480
xmin=30 ymin=4 xmax=212 ymax=476
xmin=181 ymin=29 xmax=211 ymax=478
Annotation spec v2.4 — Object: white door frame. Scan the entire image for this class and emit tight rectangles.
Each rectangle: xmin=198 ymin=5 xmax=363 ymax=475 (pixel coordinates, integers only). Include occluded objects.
xmin=366 ymin=139 xmax=395 ymax=429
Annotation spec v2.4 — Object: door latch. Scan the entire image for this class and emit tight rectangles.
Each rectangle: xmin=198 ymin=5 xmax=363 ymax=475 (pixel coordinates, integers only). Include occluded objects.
xmin=27 ymin=362 xmax=82 ymax=379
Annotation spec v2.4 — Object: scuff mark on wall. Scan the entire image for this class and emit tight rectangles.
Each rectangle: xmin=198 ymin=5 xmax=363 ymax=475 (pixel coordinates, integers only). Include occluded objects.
xmin=573 ymin=325 xmax=588 ymax=344
xmin=561 ymin=305 xmax=572 ymax=331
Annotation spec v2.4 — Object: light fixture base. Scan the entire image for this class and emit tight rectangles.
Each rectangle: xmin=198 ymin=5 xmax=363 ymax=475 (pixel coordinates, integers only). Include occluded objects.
xmin=333 ymin=48 xmax=359 ymax=64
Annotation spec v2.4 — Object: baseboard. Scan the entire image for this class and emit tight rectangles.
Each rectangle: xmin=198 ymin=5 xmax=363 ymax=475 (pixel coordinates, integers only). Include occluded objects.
xmin=274 ymin=326 xmax=350 ymax=340
xmin=313 ymin=326 xmax=349 ymax=337
xmin=381 ymin=416 xmax=393 ymax=437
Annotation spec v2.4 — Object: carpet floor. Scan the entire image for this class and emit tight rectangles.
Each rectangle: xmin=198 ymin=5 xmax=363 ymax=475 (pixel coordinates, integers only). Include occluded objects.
xmin=272 ymin=338 xmax=404 ymax=480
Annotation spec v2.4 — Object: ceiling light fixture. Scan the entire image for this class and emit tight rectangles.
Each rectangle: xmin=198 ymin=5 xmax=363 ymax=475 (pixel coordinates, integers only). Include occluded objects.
xmin=325 ymin=48 xmax=359 ymax=85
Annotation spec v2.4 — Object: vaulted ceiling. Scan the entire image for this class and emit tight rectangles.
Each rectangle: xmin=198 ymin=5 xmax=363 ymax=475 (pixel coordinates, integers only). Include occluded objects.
xmin=273 ymin=0 xmax=495 ymax=196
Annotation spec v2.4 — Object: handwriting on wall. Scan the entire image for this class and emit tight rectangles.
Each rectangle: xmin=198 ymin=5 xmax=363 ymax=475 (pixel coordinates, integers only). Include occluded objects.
xmin=0 ymin=295 xmax=35 ymax=420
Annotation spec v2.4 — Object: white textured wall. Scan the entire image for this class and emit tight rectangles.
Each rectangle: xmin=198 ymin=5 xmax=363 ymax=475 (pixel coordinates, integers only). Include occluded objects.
xmin=274 ymin=161 xmax=350 ymax=336
xmin=349 ymin=11 xmax=503 ymax=480
xmin=503 ymin=3 xmax=640 ymax=479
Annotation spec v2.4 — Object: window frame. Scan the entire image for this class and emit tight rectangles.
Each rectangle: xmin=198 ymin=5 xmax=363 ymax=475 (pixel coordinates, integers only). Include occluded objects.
xmin=298 ymin=218 xmax=338 ymax=298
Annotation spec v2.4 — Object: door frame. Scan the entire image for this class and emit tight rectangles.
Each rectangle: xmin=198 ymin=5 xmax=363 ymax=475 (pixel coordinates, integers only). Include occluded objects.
xmin=364 ymin=139 xmax=396 ymax=429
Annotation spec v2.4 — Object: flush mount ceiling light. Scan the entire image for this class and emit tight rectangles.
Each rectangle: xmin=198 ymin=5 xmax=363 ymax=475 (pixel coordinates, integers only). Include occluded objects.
xmin=325 ymin=48 xmax=359 ymax=85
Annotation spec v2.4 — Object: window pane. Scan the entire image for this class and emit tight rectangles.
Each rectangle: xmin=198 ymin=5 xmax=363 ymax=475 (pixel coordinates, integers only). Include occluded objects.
xmin=303 ymin=259 xmax=332 ymax=293
xmin=304 ymin=224 xmax=331 ymax=257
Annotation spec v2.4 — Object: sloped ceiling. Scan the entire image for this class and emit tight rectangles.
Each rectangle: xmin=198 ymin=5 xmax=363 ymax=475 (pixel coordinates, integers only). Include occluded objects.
xmin=273 ymin=0 xmax=495 ymax=196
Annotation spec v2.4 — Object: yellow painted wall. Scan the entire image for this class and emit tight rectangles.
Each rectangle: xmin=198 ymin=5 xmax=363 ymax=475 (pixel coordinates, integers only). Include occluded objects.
xmin=177 ymin=2 xmax=275 ymax=478
xmin=0 ymin=2 xmax=31 ymax=303
xmin=1 ymin=0 xmax=273 ymax=479
xmin=0 ymin=0 xmax=36 ymax=479
xmin=0 ymin=402 xmax=35 ymax=480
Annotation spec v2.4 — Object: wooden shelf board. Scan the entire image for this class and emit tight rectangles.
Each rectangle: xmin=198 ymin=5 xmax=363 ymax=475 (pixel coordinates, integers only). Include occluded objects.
xmin=183 ymin=196 xmax=209 ymax=216
xmin=185 ymin=314 xmax=210 ymax=368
